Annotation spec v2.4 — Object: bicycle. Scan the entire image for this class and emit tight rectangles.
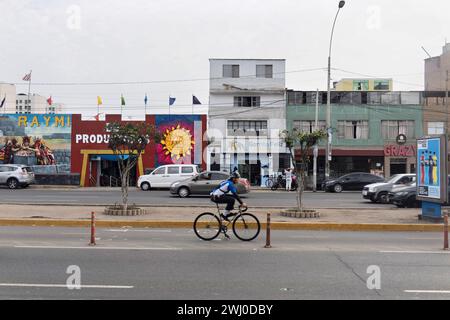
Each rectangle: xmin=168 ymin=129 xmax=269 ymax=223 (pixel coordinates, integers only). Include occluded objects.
xmin=193 ymin=204 xmax=261 ymax=242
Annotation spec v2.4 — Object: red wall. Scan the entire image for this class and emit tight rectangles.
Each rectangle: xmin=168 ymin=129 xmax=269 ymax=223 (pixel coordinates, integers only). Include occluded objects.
xmin=71 ymin=114 xmax=207 ymax=186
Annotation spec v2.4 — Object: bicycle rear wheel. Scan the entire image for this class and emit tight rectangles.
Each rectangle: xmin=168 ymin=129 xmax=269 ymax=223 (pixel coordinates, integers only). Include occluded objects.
xmin=193 ymin=213 xmax=221 ymax=241
xmin=232 ymin=213 xmax=261 ymax=242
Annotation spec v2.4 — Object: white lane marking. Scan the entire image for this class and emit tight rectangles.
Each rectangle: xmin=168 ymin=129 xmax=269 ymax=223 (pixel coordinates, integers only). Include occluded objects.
xmin=380 ymin=250 xmax=450 ymax=254
xmin=0 ymin=283 xmax=133 ymax=289
xmin=14 ymin=246 xmax=181 ymax=251
xmin=405 ymin=290 xmax=450 ymax=294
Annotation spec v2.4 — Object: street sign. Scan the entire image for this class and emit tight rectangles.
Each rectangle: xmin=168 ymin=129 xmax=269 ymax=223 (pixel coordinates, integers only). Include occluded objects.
xmin=416 ymin=135 xmax=448 ymax=205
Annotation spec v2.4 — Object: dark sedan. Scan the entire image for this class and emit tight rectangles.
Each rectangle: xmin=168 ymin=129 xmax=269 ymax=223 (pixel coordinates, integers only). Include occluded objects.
xmin=322 ymin=172 xmax=384 ymax=193
xmin=169 ymin=171 xmax=251 ymax=198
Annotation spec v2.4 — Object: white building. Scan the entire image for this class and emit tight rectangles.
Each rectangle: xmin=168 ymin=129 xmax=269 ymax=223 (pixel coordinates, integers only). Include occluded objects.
xmin=15 ymin=93 xmax=48 ymax=114
xmin=208 ymin=59 xmax=289 ymax=186
xmin=0 ymin=83 xmax=17 ymax=113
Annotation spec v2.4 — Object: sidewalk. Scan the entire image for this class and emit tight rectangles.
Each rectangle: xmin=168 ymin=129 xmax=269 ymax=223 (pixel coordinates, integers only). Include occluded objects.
xmin=0 ymin=204 xmax=442 ymax=232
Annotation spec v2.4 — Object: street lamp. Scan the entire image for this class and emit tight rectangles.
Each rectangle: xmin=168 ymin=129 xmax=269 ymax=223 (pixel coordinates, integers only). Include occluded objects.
xmin=325 ymin=0 xmax=345 ymax=180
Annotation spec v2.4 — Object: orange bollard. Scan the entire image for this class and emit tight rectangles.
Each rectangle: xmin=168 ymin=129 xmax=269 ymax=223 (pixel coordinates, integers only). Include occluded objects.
xmin=90 ymin=212 xmax=96 ymax=246
xmin=444 ymin=212 xmax=449 ymax=251
xmin=265 ymin=213 xmax=272 ymax=249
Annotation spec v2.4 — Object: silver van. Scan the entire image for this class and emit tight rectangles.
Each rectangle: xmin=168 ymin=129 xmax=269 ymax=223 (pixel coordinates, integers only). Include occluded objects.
xmin=0 ymin=165 xmax=35 ymax=189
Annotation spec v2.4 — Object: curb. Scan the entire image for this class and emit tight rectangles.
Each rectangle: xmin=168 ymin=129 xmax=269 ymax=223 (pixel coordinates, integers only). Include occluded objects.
xmin=0 ymin=218 xmax=444 ymax=232
xmin=0 ymin=203 xmax=395 ymax=210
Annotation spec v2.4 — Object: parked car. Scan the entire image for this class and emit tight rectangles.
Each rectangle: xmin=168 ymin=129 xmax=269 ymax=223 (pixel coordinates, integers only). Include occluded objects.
xmin=137 ymin=165 xmax=201 ymax=191
xmin=389 ymin=183 xmax=420 ymax=208
xmin=170 ymin=171 xmax=251 ymax=198
xmin=362 ymin=174 xmax=416 ymax=203
xmin=390 ymin=177 xmax=450 ymax=208
xmin=0 ymin=164 xmax=35 ymax=189
xmin=322 ymin=172 xmax=384 ymax=193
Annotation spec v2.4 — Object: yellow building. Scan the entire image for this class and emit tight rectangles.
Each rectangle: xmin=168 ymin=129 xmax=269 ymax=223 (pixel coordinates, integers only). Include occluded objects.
xmin=334 ymin=78 xmax=393 ymax=92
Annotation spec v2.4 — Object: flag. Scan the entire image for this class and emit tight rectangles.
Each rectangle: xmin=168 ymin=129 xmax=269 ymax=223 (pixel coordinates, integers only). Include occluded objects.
xmin=94 ymin=113 xmax=103 ymax=121
xmin=169 ymin=97 xmax=176 ymax=106
xmin=144 ymin=94 xmax=148 ymax=106
xmin=0 ymin=96 xmax=5 ymax=108
xmin=97 ymin=96 xmax=103 ymax=106
xmin=22 ymin=72 xmax=32 ymax=82
xmin=121 ymin=95 xmax=126 ymax=106
xmin=47 ymin=96 xmax=53 ymax=106
xmin=193 ymin=95 xmax=202 ymax=105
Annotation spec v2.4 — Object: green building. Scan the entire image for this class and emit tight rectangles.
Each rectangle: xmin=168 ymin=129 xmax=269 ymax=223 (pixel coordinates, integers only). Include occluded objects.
xmin=286 ymin=90 xmax=424 ymax=180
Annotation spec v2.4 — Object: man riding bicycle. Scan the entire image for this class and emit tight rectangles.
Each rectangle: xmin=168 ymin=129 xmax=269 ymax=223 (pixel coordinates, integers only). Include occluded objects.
xmin=210 ymin=172 xmax=247 ymax=221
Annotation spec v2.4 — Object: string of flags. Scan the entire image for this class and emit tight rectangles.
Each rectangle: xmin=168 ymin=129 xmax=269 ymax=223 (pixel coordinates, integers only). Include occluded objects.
xmin=93 ymin=95 xmax=202 ymax=107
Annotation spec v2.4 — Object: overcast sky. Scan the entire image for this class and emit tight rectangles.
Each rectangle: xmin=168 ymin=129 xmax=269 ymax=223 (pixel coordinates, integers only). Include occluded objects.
xmin=0 ymin=0 xmax=448 ymax=117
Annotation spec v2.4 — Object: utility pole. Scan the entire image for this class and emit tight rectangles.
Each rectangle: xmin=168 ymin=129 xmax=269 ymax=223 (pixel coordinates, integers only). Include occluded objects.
xmin=325 ymin=1 xmax=346 ymax=180
xmin=446 ymin=70 xmax=449 ymax=135
xmin=313 ymin=89 xmax=319 ymax=192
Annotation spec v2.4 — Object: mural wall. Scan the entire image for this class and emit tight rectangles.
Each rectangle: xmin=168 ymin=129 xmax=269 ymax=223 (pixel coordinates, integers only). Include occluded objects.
xmin=0 ymin=114 xmax=72 ymax=173
xmin=155 ymin=115 xmax=203 ymax=167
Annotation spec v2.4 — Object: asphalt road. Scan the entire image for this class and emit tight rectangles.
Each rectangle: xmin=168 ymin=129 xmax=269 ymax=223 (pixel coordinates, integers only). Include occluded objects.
xmin=0 ymin=226 xmax=449 ymax=300
xmin=0 ymin=188 xmax=388 ymax=209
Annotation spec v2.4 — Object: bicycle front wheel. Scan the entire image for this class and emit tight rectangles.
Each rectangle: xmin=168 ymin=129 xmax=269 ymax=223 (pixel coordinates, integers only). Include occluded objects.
xmin=193 ymin=213 xmax=221 ymax=241
xmin=232 ymin=213 xmax=261 ymax=242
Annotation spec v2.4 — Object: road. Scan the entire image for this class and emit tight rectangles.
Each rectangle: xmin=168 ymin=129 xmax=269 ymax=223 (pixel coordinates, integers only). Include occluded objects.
xmin=0 ymin=226 xmax=449 ymax=300
xmin=0 ymin=188 xmax=388 ymax=209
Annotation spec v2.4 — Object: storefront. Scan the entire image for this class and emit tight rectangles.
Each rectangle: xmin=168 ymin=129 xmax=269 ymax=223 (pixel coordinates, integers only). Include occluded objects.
xmin=71 ymin=114 xmax=208 ymax=187
xmin=383 ymin=144 xmax=417 ymax=177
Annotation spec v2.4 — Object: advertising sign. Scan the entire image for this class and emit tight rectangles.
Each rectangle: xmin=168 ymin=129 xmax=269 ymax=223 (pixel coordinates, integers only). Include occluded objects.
xmin=0 ymin=114 xmax=72 ymax=173
xmin=416 ymin=136 xmax=448 ymax=204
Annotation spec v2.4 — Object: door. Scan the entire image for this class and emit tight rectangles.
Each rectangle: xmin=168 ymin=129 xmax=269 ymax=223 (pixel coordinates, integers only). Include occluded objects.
xmin=342 ymin=174 xmax=362 ymax=190
xmin=195 ymin=172 xmax=215 ymax=194
xmin=166 ymin=166 xmax=181 ymax=187
xmin=149 ymin=166 xmax=167 ymax=187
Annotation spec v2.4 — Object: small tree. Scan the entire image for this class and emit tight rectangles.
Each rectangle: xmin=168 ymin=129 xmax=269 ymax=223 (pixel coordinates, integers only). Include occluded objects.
xmin=106 ymin=122 xmax=160 ymax=212
xmin=281 ymin=129 xmax=327 ymax=212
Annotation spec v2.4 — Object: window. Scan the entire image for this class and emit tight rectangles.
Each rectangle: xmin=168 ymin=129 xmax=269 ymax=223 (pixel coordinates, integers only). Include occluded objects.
xmin=428 ymin=122 xmax=445 ymax=135
xmin=374 ymin=80 xmax=390 ymax=91
xmin=211 ymin=173 xmax=228 ymax=181
xmin=153 ymin=167 xmax=166 ymax=175
xmin=181 ymin=166 xmax=194 ymax=174
xmin=256 ymin=65 xmax=273 ymax=78
xmin=337 ymin=121 xmax=369 ymax=139
xmin=353 ymin=80 xmax=369 ymax=91
xmin=168 ymin=167 xmax=180 ymax=175
xmin=223 ymin=64 xmax=239 ymax=78
xmin=381 ymin=121 xmax=415 ymax=139
xmin=227 ymin=120 xmax=268 ymax=136
xmin=233 ymin=96 xmax=261 ymax=107
xmin=292 ymin=120 xmax=327 ymax=133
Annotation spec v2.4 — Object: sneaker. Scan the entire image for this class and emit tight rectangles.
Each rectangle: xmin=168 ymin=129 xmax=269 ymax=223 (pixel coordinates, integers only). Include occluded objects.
xmin=221 ymin=214 xmax=231 ymax=222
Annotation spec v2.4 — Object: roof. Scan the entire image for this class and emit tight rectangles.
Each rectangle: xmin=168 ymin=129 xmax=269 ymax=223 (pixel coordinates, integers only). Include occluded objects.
xmin=209 ymin=58 xmax=286 ymax=61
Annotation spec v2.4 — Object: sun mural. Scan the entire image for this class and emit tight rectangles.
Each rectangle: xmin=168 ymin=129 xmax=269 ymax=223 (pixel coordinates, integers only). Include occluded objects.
xmin=160 ymin=124 xmax=195 ymax=162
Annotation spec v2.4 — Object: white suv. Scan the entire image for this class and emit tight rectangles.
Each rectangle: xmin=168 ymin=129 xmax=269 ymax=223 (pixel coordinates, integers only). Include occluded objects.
xmin=0 ymin=165 xmax=35 ymax=189
xmin=138 ymin=165 xmax=201 ymax=191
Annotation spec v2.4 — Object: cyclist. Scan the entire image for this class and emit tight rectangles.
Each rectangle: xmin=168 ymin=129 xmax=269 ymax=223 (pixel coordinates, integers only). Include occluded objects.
xmin=210 ymin=172 xmax=247 ymax=221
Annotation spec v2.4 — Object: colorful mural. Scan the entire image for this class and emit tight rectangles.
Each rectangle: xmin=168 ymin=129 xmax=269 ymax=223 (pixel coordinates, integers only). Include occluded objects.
xmin=0 ymin=114 xmax=72 ymax=172
xmin=155 ymin=115 xmax=202 ymax=166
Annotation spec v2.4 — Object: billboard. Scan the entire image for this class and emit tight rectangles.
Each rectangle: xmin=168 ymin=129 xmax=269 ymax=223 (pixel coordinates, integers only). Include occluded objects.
xmin=0 ymin=114 xmax=72 ymax=173
xmin=417 ymin=136 xmax=448 ymax=203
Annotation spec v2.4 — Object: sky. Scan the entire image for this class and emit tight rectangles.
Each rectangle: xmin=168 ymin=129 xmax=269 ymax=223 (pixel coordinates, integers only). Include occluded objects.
xmin=0 ymin=0 xmax=449 ymax=117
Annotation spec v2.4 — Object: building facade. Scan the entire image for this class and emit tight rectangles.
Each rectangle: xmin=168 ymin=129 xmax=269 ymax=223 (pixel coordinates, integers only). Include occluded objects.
xmin=286 ymin=90 xmax=424 ymax=180
xmin=425 ymin=43 xmax=450 ymax=91
xmin=15 ymin=93 xmax=49 ymax=114
xmin=208 ymin=59 xmax=289 ymax=186
xmin=0 ymin=113 xmax=208 ymax=187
